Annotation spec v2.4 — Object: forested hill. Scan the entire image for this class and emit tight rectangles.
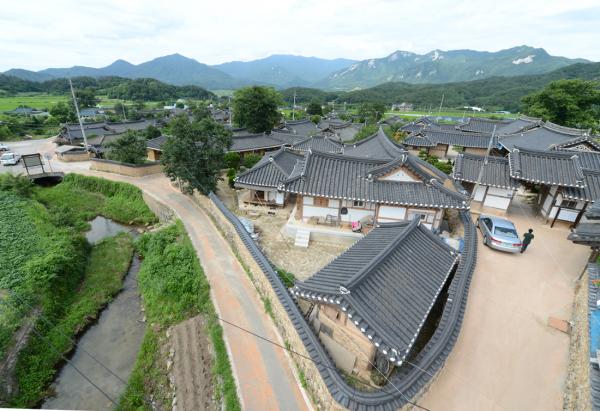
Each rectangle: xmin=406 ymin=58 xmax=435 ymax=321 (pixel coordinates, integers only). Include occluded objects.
xmin=282 ymin=62 xmax=600 ymax=112
xmin=0 ymin=75 xmax=215 ymax=101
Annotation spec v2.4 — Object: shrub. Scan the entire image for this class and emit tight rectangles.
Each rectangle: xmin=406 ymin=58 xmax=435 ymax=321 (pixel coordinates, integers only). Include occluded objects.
xmin=223 ymin=152 xmax=241 ymax=170
xmin=242 ymin=153 xmax=262 ymax=169
xmin=227 ymin=168 xmax=236 ymax=188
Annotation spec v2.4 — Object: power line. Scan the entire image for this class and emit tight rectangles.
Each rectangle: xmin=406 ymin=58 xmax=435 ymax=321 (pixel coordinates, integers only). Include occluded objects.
xmin=0 ymin=298 xmax=119 ymax=407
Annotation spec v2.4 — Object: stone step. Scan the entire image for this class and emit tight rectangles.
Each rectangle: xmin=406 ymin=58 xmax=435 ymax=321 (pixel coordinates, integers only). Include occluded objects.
xmin=294 ymin=229 xmax=310 ymax=248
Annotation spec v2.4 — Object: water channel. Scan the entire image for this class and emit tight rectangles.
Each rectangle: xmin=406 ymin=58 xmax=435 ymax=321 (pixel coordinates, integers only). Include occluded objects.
xmin=42 ymin=217 xmax=146 ymax=411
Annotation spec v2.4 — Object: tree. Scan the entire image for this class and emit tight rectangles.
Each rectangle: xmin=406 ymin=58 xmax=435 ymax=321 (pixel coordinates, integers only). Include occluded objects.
xmin=113 ymin=102 xmax=129 ymax=119
xmin=522 ymin=79 xmax=600 ymax=130
xmin=357 ymin=102 xmax=386 ymax=122
xmin=223 ymin=152 xmax=241 ymax=169
xmin=242 ymin=153 xmax=262 ymax=169
xmin=306 ymin=101 xmax=323 ymax=116
xmin=161 ymin=116 xmax=232 ymax=194
xmin=233 ymin=86 xmax=282 ymax=133
xmin=105 ymin=131 xmax=148 ymax=164
xmin=75 ymin=88 xmax=99 ymax=108
xmin=310 ymin=115 xmax=321 ymax=125
xmin=49 ymin=102 xmax=74 ymax=123
xmin=191 ymin=102 xmax=211 ymax=121
xmin=144 ymin=125 xmax=162 ymax=140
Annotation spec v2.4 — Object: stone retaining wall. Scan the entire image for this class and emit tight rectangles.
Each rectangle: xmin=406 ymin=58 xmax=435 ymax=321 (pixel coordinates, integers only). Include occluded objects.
xmin=56 ymin=151 xmax=91 ymax=162
xmin=90 ymin=158 xmax=163 ymax=177
xmin=191 ymin=192 xmax=342 ymax=410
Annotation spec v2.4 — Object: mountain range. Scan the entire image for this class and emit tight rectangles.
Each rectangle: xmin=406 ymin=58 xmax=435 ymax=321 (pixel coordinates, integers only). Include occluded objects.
xmin=2 ymin=46 xmax=591 ymax=90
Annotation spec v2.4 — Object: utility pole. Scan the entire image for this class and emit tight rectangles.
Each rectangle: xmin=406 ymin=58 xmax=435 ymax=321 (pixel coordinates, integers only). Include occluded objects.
xmin=438 ymin=93 xmax=445 ymax=115
xmin=472 ymin=125 xmax=497 ymax=200
xmin=292 ymin=90 xmax=296 ymax=121
xmin=228 ymin=96 xmax=232 ymax=126
xmin=69 ymin=78 xmax=89 ymax=150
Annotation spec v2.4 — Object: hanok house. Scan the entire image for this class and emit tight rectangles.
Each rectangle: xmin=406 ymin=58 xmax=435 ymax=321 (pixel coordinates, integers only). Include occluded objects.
xmin=343 ymin=126 xmax=406 ymax=160
xmin=509 ymin=147 xmax=600 ymax=225
xmin=291 ymin=135 xmax=343 ymax=154
xmin=146 ymin=135 xmax=167 ymax=161
xmin=403 ymin=129 xmax=493 ymax=158
xmin=291 ymin=218 xmax=460 ymax=381
xmin=229 ymin=130 xmax=300 ymax=158
xmin=279 ymin=118 xmax=319 ymax=137
xmin=280 ymin=150 xmax=469 ymax=230
xmin=453 ymin=152 xmax=519 ymax=213
xmin=234 ymin=147 xmax=304 ymax=207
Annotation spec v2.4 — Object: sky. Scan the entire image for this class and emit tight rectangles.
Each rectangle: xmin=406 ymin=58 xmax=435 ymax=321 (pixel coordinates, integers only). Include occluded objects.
xmin=1 ymin=0 xmax=599 ymax=71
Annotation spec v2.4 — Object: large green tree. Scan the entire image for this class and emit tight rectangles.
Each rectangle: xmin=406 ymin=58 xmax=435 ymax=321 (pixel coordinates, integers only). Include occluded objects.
xmin=161 ymin=116 xmax=232 ymax=194
xmin=522 ymin=79 xmax=600 ymax=130
xmin=357 ymin=102 xmax=386 ymax=122
xmin=49 ymin=102 xmax=75 ymax=123
xmin=232 ymin=86 xmax=282 ymax=133
xmin=75 ymin=88 xmax=99 ymax=108
xmin=306 ymin=101 xmax=323 ymax=116
xmin=106 ymin=131 xmax=147 ymax=164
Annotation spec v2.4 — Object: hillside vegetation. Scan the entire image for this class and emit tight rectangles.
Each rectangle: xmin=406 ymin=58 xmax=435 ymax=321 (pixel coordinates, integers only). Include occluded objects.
xmin=282 ymin=62 xmax=600 ymax=112
xmin=0 ymin=75 xmax=214 ymax=101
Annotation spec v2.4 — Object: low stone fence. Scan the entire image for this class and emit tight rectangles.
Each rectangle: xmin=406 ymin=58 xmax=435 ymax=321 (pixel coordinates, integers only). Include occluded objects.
xmin=90 ymin=158 xmax=163 ymax=177
xmin=192 ymin=192 xmax=343 ymax=410
xmin=56 ymin=151 xmax=91 ymax=162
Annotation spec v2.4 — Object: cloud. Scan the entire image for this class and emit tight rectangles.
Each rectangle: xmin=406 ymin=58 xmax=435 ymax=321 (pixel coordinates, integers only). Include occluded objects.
xmin=1 ymin=0 xmax=598 ymax=71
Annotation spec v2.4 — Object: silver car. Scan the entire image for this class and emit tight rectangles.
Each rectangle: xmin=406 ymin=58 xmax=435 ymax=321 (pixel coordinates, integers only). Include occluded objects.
xmin=477 ymin=214 xmax=522 ymax=253
xmin=0 ymin=152 xmax=21 ymax=166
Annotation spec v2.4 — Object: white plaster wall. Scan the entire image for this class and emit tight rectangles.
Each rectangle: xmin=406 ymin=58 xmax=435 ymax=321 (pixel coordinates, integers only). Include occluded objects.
xmin=303 ymin=205 xmax=337 ymax=219
xmin=473 ymin=185 xmax=487 ymax=202
xmin=377 ymin=205 xmax=407 ymax=221
xmin=340 ymin=208 xmax=374 ymax=223
xmin=380 ymin=169 xmax=416 ymax=182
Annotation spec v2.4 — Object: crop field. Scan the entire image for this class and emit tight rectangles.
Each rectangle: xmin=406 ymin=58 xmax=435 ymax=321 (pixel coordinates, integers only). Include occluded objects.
xmin=384 ymin=109 xmax=517 ymax=120
xmin=0 ymin=94 xmax=68 ymax=111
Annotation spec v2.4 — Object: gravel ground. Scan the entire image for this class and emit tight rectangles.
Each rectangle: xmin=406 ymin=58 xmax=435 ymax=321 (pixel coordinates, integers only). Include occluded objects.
xmin=215 ymin=182 xmax=350 ymax=280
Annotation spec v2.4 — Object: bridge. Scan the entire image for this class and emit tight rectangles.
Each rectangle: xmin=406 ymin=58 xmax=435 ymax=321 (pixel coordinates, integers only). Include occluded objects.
xmin=21 ymin=153 xmax=64 ymax=185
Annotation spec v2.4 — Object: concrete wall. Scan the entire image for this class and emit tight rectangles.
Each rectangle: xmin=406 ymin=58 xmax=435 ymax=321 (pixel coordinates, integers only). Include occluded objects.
xmin=192 ymin=193 xmax=345 ymax=410
xmin=464 ymin=147 xmax=487 ymax=156
xmin=90 ymin=158 xmax=163 ymax=177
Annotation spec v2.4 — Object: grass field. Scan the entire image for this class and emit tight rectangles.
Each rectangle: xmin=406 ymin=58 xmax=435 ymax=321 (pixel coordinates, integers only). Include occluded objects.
xmin=0 ymin=94 xmax=68 ymax=111
xmin=384 ymin=110 xmax=518 ymax=120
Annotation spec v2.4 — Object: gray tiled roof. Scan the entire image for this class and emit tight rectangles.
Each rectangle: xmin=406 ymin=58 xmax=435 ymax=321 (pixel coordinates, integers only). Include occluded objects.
xmin=282 ymin=150 xmax=469 ymax=208
xmin=146 ymin=135 xmax=167 ymax=151
xmin=456 ymin=117 xmax=513 ymax=134
xmin=403 ymin=133 xmax=436 ymax=147
xmin=230 ymin=133 xmax=286 ymax=152
xmin=321 ymin=122 xmax=364 ymax=142
xmin=292 ymin=135 xmax=343 ymax=153
xmin=235 ymin=147 xmax=304 ymax=189
xmin=292 ymin=219 xmax=459 ymax=365
xmin=283 ymin=119 xmax=318 ymax=136
xmin=567 ymin=223 xmax=600 ymax=245
xmin=453 ymin=153 xmax=518 ymax=190
xmin=553 ymin=137 xmax=600 ymax=153
xmin=562 ymin=170 xmax=600 ymax=202
xmin=587 ymin=201 xmax=600 ymax=220
xmin=342 ymin=127 xmax=406 ymax=160
xmin=509 ymin=147 xmax=586 ymax=187
xmin=406 ymin=129 xmax=493 ymax=149
xmin=499 ymin=123 xmax=589 ymax=152
xmin=106 ymin=119 xmax=157 ymax=134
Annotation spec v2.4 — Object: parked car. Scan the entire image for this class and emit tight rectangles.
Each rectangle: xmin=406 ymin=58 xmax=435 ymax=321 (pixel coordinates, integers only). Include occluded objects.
xmin=0 ymin=152 xmax=21 ymax=166
xmin=477 ymin=214 xmax=522 ymax=253
xmin=0 ymin=143 xmax=9 ymax=152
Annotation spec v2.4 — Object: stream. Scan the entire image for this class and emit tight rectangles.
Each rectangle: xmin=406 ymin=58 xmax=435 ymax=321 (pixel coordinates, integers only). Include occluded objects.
xmin=42 ymin=217 xmax=146 ymax=411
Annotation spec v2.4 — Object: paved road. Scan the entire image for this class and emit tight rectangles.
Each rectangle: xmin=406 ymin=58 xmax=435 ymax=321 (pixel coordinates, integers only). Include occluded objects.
xmin=421 ymin=197 xmax=590 ymax=411
xmin=1 ymin=138 xmax=310 ymax=410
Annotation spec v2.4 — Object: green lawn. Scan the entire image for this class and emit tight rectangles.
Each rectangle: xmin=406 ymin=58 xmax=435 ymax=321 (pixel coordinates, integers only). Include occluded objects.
xmin=0 ymin=94 xmax=68 ymax=111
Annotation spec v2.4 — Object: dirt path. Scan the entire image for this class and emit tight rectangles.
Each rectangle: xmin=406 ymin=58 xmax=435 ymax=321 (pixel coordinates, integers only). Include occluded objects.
xmin=171 ymin=316 xmax=215 ymax=411
xmin=421 ymin=197 xmax=590 ymax=411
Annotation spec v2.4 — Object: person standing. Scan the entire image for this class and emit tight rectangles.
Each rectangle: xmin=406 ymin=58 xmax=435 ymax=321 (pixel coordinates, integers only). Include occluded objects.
xmin=521 ymin=229 xmax=534 ymax=253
